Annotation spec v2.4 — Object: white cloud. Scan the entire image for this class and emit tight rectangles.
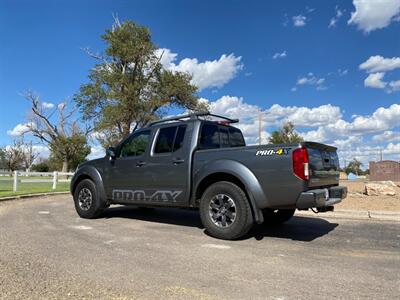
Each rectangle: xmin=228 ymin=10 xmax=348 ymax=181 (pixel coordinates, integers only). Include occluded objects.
xmin=333 ymin=136 xmax=363 ymax=151
xmin=205 ymin=96 xmax=345 ymax=144
xmin=360 ymin=56 xmax=400 ymax=92
xmin=7 ymin=123 xmax=34 ymax=136
xmin=329 ymin=6 xmax=344 ymax=28
xmin=266 ymin=104 xmax=342 ymax=128
xmin=32 ymin=145 xmax=50 ymax=159
xmin=292 ymin=15 xmax=307 ymax=27
xmin=337 ymin=142 xmax=400 ymax=169
xmin=359 ymin=55 xmax=400 ymax=73
xmin=198 ymin=96 xmax=400 ymax=164
xmin=348 ymin=0 xmax=400 ymax=33
xmin=302 ymin=103 xmax=400 ymax=141
xmin=42 ymin=102 xmax=54 ymax=109
xmin=155 ymin=48 xmax=243 ymax=91
xmin=306 ymin=7 xmax=315 ymax=13
xmin=389 ymin=79 xmax=400 ymax=91
xmin=272 ymin=51 xmax=287 ymax=59
xmin=364 ymin=72 xmax=387 ymax=88
xmin=372 ymin=130 xmax=400 ymax=143
xmin=155 ymin=48 xmax=178 ymax=69
xmin=294 ymin=73 xmax=326 ymax=90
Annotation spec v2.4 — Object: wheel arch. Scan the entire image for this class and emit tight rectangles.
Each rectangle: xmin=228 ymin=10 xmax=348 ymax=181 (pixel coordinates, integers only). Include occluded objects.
xmin=193 ymin=160 xmax=267 ymax=223
xmin=71 ymin=166 xmax=107 ymax=205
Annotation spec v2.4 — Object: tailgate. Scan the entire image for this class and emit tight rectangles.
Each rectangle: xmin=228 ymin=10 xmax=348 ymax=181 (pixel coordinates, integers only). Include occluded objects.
xmin=304 ymin=142 xmax=340 ymax=188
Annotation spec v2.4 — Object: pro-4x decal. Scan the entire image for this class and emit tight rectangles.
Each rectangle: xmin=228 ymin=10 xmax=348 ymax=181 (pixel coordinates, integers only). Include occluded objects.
xmin=256 ymin=148 xmax=290 ymax=156
xmin=113 ymin=189 xmax=182 ymax=202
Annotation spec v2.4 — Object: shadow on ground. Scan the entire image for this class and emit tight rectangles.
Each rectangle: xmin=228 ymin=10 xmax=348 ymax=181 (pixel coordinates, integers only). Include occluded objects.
xmin=250 ymin=216 xmax=338 ymax=242
xmin=103 ymin=206 xmax=338 ymax=242
xmin=103 ymin=206 xmax=203 ymax=228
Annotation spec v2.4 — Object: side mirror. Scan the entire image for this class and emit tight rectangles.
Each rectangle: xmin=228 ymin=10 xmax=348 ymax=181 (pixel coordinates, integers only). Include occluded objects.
xmin=106 ymin=147 xmax=116 ymax=160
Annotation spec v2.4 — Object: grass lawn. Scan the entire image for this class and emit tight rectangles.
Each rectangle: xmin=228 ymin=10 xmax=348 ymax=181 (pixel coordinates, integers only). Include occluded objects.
xmin=0 ymin=177 xmax=70 ymax=198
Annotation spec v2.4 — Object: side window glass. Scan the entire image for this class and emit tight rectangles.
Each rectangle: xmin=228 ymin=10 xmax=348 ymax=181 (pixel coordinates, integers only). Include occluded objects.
xmin=119 ymin=131 xmax=150 ymax=158
xmin=173 ymin=126 xmax=186 ymax=151
xmin=229 ymin=127 xmax=246 ymax=147
xmin=155 ymin=126 xmax=177 ymax=154
xmin=199 ymin=124 xmax=220 ymax=149
xmin=220 ymin=126 xmax=230 ymax=148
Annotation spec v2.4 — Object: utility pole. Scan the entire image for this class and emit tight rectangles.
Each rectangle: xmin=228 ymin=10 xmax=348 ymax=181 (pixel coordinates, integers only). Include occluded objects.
xmin=380 ymin=148 xmax=383 ymax=161
xmin=258 ymin=110 xmax=262 ymax=145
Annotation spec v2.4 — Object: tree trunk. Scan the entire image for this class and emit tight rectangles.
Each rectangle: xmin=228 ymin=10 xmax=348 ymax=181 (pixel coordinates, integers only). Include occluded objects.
xmin=62 ymin=161 xmax=68 ymax=173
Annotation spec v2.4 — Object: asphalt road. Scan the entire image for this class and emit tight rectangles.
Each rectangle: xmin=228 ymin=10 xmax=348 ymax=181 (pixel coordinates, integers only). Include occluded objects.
xmin=0 ymin=195 xmax=399 ymax=300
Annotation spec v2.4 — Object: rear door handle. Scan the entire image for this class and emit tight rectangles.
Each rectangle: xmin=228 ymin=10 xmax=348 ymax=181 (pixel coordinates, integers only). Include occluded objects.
xmin=136 ymin=161 xmax=146 ymax=167
xmin=172 ymin=158 xmax=185 ymax=165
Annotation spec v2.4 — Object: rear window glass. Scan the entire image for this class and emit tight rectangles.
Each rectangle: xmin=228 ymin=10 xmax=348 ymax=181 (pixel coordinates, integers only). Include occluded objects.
xmin=199 ymin=123 xmax=246 ymax=149
xmin=199 ymin=124 xmax=220 ymax=149
xmin=220 ymin=127 xmax=230 ymax=148
xmin=155 ymin=126 xmax=176 ymax=153
xmin=229 ymin=127 xmax=245 ymax=147
xmin=154 ymin=125 xmax=187 ymax=154
xmin=173 ymin=126 xmax=186 ymax=151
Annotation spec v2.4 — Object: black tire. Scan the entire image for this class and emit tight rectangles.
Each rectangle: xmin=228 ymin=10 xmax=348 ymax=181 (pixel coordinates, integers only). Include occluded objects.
xmin=73 ymin=179 xmax=105 ymax=219
xmin=199 ymin=181 xmax=253 ymax=240
xmin=262 ymin=209 xmax=295 ymax=225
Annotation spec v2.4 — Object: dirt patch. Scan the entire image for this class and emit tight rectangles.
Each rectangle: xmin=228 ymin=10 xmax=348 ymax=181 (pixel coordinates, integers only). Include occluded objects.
xmin=337 ymin=180 xmax=400 ymax=212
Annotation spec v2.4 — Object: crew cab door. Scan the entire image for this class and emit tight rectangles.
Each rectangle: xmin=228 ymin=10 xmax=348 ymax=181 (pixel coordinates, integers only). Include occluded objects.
xmin=143 ymin=124 xmax=189 ymax=205
xmin=104 ymin=130 xmax=152 ymax=200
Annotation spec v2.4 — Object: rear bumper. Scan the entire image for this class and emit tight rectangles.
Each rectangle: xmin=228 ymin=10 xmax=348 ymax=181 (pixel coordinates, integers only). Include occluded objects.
xmin=296 ymin=186 xmax=347 ymax=209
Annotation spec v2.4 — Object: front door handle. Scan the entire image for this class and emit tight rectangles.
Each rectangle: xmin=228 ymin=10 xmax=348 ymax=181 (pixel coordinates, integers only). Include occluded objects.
xmin=172 ymin=158 xmax=185 ymax=165
xmin=136 ymin=161 xmax=146 ymax=167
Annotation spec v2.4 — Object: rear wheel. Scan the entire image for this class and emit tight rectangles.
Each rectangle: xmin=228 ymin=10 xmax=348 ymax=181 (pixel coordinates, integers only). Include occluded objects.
xmin=262 ymin=209 xmax=295 ymax=225
xmin=73 ymin=179 xmax=105 ymax=219
xmin=200 ymin=181 xmax=253 ymax=240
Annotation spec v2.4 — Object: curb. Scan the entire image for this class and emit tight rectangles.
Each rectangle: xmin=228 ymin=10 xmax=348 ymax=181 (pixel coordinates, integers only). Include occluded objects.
xmin=0 ymin=191 xmax=70 ymax=202
xmin=297 ymin=209 xmax=400 ymax=222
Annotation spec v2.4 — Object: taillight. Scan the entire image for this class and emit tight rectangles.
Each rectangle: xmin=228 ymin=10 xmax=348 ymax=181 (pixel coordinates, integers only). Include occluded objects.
xmin=292 ymin=147 xmax=309 ymax=181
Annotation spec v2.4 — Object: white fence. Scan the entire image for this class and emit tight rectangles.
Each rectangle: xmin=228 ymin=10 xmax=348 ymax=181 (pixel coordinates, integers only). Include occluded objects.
xmin=0 ymin=171 xmax=74 ymax=192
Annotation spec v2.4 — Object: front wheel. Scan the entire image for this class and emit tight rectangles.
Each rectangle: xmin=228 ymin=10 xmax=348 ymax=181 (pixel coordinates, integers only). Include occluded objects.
xmin=73 ymin=179 xmax=105 ymax=219
xmin=262 ymin=209 xmax=295 ymax=225
xmin=199 ymin=181 xmax=253 ymax=240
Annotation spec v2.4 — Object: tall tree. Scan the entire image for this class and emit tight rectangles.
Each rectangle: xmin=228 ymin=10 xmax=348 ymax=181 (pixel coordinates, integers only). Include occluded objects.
xmin=75 ymin=18 xmax=207 ymax=147
xmin=268 ymin=121 xmax=304 ymax=144
xmin=22 ymin=141 xmax=39 ymax=172
xmin=0 ymin=148 xmax=7 ymax=170
xmin=25 ymin=92 xmax=91 ymax=172
xmin=345 ymin=158 xmax=363 ymax=176
xmin=3 ymin=139 xmax=25 ymax=172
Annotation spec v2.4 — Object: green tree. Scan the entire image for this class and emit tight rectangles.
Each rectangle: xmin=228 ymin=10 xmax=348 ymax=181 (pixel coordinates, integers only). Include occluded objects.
xmin=75 ymin=19 xmax=207 ymax=147
xmin=48 ymin=135 xmax=90 ymax=171
xmin=0 ymin=148 xmax=7 ymax=170
xmin=345 ymin=158 xmax=363 ymax=176
xmin=25 ymin=92 xmax=91 ymax=172
xmin=31 ymin=162 xmax=50 ymax=172
xmin=268 ymin=121 xmax=304 ymax=144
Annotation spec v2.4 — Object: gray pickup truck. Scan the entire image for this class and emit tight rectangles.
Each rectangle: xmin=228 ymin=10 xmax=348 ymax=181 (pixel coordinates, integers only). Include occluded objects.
xmin=71 ymin=112 xmax=347 ymax=240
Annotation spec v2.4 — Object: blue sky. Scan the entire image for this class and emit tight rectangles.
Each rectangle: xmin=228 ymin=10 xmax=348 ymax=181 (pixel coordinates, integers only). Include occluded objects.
xmin=1 ymin=0 xmax=399 ymax=167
